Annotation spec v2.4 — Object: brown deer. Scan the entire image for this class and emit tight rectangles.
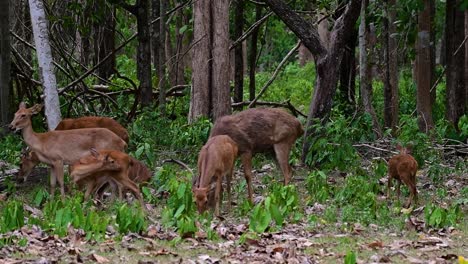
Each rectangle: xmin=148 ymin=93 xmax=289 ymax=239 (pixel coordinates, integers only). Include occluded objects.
xmin=9 ymin=103 xmax=127 ymax=198
xmin=210 ymin=108 xmax=303 ymax=202
xmin=193 ymin=135 xmax=238 ymax=216
xmin=70 ymin=149 xmax=145 ymax=207
xmin=387 ymin=145 xmax=418 ymax=208
xmin=18 ymin=116 xmax=129 ymax=182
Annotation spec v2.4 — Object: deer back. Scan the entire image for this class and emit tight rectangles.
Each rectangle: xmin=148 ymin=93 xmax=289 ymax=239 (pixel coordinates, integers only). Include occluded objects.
xmin=55 ymin=116 xmax=129 ymax=143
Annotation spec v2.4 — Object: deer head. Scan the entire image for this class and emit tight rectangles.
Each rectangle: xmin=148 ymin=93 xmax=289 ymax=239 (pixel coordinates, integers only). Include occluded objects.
xmin=9 ymin=103 xmax=43 ymax=132
xmin=193 ymin=187 xmax=210 ymax=214
xmin=71 ymin=148 xmax=122 ymax=183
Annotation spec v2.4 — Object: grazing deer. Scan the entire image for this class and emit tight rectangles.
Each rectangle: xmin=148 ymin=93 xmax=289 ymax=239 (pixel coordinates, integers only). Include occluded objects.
xmin=388 ymin=145 xmax=418 ymax=208
xmin=18 ymin=116 xmax=129 ymax=182
xmin=9 ymin=103 xmax=127 ymax=198
xmin=70 ymin=149 xmax=145 ymax=207
xmin=193 ymin=135 xmax=238 ymax=216
xmin=210 ymin=108 xmax=303 ymax=202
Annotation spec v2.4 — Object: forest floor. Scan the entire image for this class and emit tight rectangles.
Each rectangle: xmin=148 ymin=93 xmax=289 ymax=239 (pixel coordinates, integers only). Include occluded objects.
xmin=0 ymin=157 xmax=467 ymax=264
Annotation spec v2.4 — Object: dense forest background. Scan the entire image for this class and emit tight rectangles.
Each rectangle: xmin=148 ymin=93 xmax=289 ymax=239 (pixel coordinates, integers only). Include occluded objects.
xmin=0 ymin=0 xmax=467 ymax=263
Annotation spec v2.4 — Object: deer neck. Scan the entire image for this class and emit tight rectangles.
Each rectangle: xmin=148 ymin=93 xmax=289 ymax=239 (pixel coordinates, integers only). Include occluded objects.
xmin=21 ymin=121 xmax=42 ymax=151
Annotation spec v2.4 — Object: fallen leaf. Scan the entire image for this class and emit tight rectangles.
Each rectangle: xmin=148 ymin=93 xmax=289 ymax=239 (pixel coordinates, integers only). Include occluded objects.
xmin=366 ymin=240 xmax=384 ymax=249
xmin=91 ymin=253 xmax=110 ymax=263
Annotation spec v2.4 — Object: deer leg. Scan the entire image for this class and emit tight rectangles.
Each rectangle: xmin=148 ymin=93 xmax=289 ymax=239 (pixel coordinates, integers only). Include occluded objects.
xmin=396 ymin=180 xmax=401 ymax=203
xmin=240 ymin=152 xmax=254 ymax=203
xmin=84 ymin=179 xmax=97 ymax=200
xmin=387 ymin=176 xmax=393 ymax=200
xmin=274 ymin=142 xmax=293 ymax=185
xmin=226 ymin=167 xmax=233 ymax=213
xmin=49 ymin=165 xmax=57 ymax=198
xmin=52 ymin=160 xmax=65 ymax=198
xmin=215 ymin=174 xmax=222 ymax=216
xmin=402 ymin=176 xmax=417 ymax=208
xmin=120 ymin=177 xmax=144 ymax=208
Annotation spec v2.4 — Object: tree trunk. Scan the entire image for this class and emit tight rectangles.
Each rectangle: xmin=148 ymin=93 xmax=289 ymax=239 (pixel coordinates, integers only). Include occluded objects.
xmin=0 ymin=0 xmax=11 ymax=130
xmin=152 ymin=0 xmax=160 ymax=96
xmin=159 ymin=0 xmax=167 ymax=115
xmin=189 ymin=0 xmax=211 ymax=122
xmin=136 ymin=0 xmax=152 ymax=107
xmin=29 ymin=0 xmax=61 ymax=130
xmin=211 ymin=0 xmax=231 ymax=120
xmin=359 ymin=0 xmax=382 ymax=138
xmin=383 ymin=0 xmax=399 ymax=131
xmin=445 ymin=0 xmax=465 ymax=128
xmin=264 ymin=0 xmax=360 ymax=162
xmin=248 ymin=4 xmax=262 ymax=101
xmin=338 ymin=28 xmax=357 ymax=112
xmin=95 ymin=1 xmax=116 ymax=80
xmin=233 ymin=0 xmax=245 ymax=103
xmin=465 ymin=10 xmax=468 ymax=113
xmin=416 ymin=0 xmax=435 ymax=133
xmin=174 ymin=1 xmax=186 ymax=86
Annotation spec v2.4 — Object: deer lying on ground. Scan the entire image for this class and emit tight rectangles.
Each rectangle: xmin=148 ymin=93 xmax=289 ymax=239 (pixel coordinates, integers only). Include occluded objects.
xmin=193 ymin=135 xmax=238 ymax=216
xmin=17 ymin=116 xmax=129 ymax=182
xmin=210 ymin=108 xmax=303 ymax=202
xmin=9 ymin=103 xmax=127 ymax=198
xmin=70 ymin=149 xmax=145 ymax=207
xmin=387 ymin=145 xmax=418 ymax=208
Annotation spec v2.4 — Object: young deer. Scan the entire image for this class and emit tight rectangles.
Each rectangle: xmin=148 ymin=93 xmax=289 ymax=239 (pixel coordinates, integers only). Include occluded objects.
xmin=210 ymin=108 xmax=303 ymax=202
xmin=388 ymin=145 xmax=418 ymax=208
xmin=18 ymin=116 xmax=129 ymax=182
xmin=70 ymin=149 xmax=145 ymax=207
xmin=193 ymin=135 xmax=238 ymax=216
xmin=9 ymin=103 xmax=127 ymax=198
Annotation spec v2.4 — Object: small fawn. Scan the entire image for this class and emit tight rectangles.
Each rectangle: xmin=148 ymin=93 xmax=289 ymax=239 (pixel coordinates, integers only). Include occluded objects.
xmin=387 ymin=145 xmax=418 ymax=208
xmin=193 ymin=135 xmax=238 ymax=216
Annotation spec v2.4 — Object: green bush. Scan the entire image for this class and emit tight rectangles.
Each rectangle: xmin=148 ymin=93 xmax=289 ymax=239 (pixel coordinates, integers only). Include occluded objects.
xmin=1 ymin=200 xmax=25 ymax=233
xmin=115 ymin=203 xmax=146 ymax=234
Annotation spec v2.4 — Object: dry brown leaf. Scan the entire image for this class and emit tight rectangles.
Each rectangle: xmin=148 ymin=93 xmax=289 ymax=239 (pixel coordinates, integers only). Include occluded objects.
xmin=146 ymin=225 xmax=158 ymax=238
xmin=366 ymin=240 xmax=384 ymax=249
xmin=91 ymin=253 xmax=110 ymax=263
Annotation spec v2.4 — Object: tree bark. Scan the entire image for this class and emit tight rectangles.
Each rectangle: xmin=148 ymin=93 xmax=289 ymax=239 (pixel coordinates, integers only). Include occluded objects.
xmin=248 ymin=4 xmax=262 ymax=101
xmin=152 ymin=0 xmax=160 ymax=98
xmin=416 ymin=0 xmax=435 ymax=133
xmin=359 ymin=0 xmax=382 ymax=138
xmin=134 ymin=0 xmax=153 ymax=107
xmin=0 ymin=0 xmax=11 ymax=130
xmin=189 ymin=0 xmax=211 ymax=122
xmin=28 ymin=0 xmax=61 ymax=130
xmin=95 ymin=1 xmax=116 ymax=80
xmin=212 ymin=0 xmax=231 ymax=120
xmin=445 ymin=0 xmax=465 ymax=128
xmin=383 ymin=0 xmax=399 ymax=131
xmin=159 ymin=0 xmax=167 ymax=115
xmin=338 ymin=28 xmax=357 ymax=112
xmin=233 ymin=0 xmax=245 ymax=103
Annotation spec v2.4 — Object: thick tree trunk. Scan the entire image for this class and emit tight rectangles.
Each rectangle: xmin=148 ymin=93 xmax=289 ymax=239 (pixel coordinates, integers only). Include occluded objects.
xmin=95 ymin=1 xmax=116 ymax=80
xmin=416 ymin=0 xmax=435 ymax=133
xmin=359 ymin=0 xmax=382 ymax=138
xmin=465 ymin=10 xmax=468 ymax=113
xmin=264 ymin=0 xmax=360 ymax=162
xmin=233 ymin=0 xmax=245 ymax=103
xmin=338 ymin=28 xmax=357 ymax=111
xmin=159 ymin=0 xmax=167 ymax=115
xmin=136 ymin=0 xmax=153 ymax=107
xmin=29 ymin=0 xmax=61 ymax=130
xmin=248 ymin=4 xmax=262 ymax=101
xmin=0 ymin=0 xmax=10 ymax=130
xmin=174 ymin=1 xmax=186 ymax=86
xmin=189 ymin=0 xmax=211 ymax=122
xmin=383 ymin=0 xmax=399 ymax=131
xmin=446 ymin=0 xmax=465 ymax=128
xmin=212 ymin=0 xmax=231 ymax=120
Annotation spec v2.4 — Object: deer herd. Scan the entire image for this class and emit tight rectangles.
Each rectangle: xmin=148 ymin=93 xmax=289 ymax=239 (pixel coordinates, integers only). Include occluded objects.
xmin=9 ymin=102 xmax=419 ymax=216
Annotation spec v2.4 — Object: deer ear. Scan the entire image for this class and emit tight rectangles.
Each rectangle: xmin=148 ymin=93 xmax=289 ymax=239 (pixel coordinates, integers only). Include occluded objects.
xmin=19 ymin=102 xmax=27 ymax=109
xmin=30 ymin=104 xmax=43 ymax=114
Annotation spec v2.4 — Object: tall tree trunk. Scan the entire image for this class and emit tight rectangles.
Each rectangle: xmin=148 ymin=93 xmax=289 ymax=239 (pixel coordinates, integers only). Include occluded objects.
xmin=159 ymin=0 xmax=167 ymax=115
xmin=95 ymin=1 xmax=116 ymax=80
xmin=249 ymin=4 xmax=262 ymax=101
xmin=135 ymin=0 xmax=152 ymax=107
xmin=189 ymin=0 xmax=211 ymax=122
xmin=233 ymin=0 xmax=244 ymax=103
xmin=0 ymin=0 xmax=11 ymax=130
xmin=338 ymin=28 xmax=357 ymax=112
xmin=174 ymin=1 xmax=186 ymax=86
xmin=465 ymin=10 xmax=468 ymax=113
xmin=416 ymin=0 xmax=435 ymax=133
xmin=212 ymin=0 xmax=231 ymax=120
xmin=263 ymin=0 xmax=361 ymax=161
xmin=383 ymin=0 xmax=399 ymax=131
xmin=446 ymin=0 xmax=465 ymax=128
xmin=359 ymin=0 xmax=382 ymax=138
xmin=28 ymin=0 xmax=61 ymax=130
xmin=152 ymin=0 xmax=160 ymax=96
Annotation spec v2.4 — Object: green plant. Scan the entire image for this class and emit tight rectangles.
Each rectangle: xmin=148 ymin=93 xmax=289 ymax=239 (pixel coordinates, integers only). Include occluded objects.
xmin=306 ymin=170 xmax=332 ymax=203
xmin=1 ymin=200 xmax=25 ymax=233
xmin=115 ymin=203 xmax=146 ymax=234
xmin=424 ymin=203 xmax=462 ymax=228
xmin=344 ymin=251 xmax=357 ymax=264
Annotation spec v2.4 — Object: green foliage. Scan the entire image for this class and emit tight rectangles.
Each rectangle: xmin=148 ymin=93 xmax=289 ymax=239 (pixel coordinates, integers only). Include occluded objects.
xmin=344 ymin=251 xmax=357 ymax=264
xmin=115 ymin=203 xmax=146 ymax=234
xmin=161 ymin=170 xmax=197 ymax=235
xmin=1 ymin=200 xmax=25 ymax=233
xmin=0 ymin=135 xmax=23 ymax=165
xmin=306 ymin=170 xmax=332 ymax=203
xmin=424 ymin=203 xmax=462 ymax=228
xmin=249 ymin=184 xmax=301 ymax=233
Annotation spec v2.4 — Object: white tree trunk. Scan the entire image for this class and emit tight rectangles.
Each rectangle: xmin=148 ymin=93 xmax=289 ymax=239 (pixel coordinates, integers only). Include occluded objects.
xmin=29 ymin=0 xmax=61 ymax=130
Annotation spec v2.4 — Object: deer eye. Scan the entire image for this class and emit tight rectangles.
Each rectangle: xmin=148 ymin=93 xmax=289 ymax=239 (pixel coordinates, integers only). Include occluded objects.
xmin=21 ymin=114 xmax=26 ymax=118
